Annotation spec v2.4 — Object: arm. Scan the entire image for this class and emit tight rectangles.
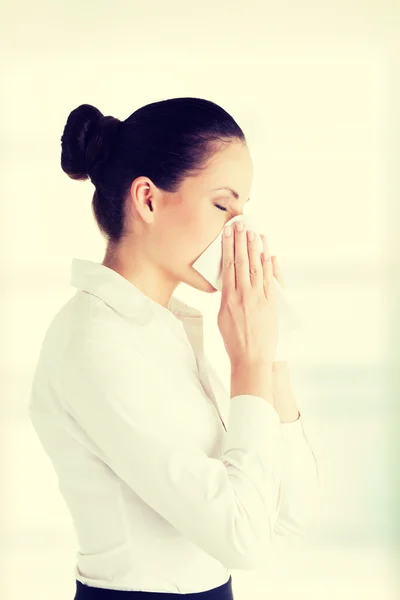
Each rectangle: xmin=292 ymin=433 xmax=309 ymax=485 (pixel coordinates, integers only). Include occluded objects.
xmin=272 ymin=361 xmax=300 ymax=423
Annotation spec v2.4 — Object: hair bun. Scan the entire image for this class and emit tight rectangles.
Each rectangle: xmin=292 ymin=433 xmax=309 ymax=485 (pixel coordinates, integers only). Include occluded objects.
xmin=60 ymin=104 xmax=121 ymax=182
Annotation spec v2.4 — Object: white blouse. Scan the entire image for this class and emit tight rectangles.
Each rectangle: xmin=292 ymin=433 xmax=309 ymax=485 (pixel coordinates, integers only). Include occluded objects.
xmin=28 ymin=258 xmax=320 ymax=594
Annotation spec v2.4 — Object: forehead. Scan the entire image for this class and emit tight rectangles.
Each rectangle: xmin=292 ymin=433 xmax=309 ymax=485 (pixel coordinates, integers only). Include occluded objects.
xmin=206 ymin=142 xmax=253 ymax=180
xmin=177 ymin=141 xmax=254 ymax=206
xmin=194 ymin=141 xmax=254 ymax=198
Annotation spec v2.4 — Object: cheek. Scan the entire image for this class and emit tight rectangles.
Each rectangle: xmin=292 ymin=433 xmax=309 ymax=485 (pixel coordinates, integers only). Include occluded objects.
xmin=185 ymin=221 xmax=223 ymax=264
xmin=186 ymin=214 xmax=217 ymax=248
xmin=155 ymin=213 xmax=201 ymax=260
xmin=177 ymin=210 xmax=209 ymax=242
xmin=160 ymin=206 xmax=220 ymax=262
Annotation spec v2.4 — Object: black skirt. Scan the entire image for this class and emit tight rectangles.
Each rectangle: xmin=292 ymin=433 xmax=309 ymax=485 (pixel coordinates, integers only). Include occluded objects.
xmin=74 ymin=576 xmax=234 ymax=599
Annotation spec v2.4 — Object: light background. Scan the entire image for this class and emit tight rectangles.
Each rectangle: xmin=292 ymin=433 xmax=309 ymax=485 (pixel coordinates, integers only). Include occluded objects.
xmin=1 ymin=1 xmax=399 ymax=599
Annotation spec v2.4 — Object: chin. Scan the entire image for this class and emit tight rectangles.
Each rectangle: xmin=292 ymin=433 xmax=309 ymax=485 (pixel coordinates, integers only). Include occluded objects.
xmin=184 ymin=267 xmax=220 ymax=294
xmin=193 ymin=279 xmax=219 ymax=294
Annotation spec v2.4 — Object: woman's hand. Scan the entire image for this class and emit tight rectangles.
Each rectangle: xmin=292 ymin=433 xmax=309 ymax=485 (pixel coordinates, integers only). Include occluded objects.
xmin=271 ymin=255 xmax=285 ymax=290
xmin=268 ymin=252 xmax=288 ymax=368
xmin=266 ymin=251 xmax=300 ymax=422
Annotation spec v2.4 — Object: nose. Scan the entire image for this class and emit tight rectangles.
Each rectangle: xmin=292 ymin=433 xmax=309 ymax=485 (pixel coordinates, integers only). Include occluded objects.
xmin=227 ymin=209 xmax=245 ymax=222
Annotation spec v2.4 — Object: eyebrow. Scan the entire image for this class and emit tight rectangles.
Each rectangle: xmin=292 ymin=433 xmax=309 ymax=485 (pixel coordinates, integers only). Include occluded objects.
xmin=212 ymin=187 xmax=251 ymax=202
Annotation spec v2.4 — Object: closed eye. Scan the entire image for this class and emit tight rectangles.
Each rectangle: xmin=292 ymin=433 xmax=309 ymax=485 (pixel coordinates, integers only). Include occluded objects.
xmin=215 ymin=204 xmax=228 ymax=212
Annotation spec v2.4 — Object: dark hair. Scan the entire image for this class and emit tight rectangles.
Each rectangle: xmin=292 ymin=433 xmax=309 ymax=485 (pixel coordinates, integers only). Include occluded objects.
xmin=60 ymin=97 xmax=246 ymax=243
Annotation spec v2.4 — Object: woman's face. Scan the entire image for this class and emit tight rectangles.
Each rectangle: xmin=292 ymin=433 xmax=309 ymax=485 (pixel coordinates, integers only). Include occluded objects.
xmin=129 ymin=140 xmax=254 ymax=294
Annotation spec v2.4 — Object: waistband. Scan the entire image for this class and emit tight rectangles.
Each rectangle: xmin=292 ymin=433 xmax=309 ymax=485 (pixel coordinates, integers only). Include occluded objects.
xmin=74 ymin=576 xmax=234 ymax=599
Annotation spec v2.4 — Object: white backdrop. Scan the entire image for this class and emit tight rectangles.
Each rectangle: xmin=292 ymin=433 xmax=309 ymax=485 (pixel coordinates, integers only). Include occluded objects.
xmin=1 ymin=1 xmax=399 ymax=599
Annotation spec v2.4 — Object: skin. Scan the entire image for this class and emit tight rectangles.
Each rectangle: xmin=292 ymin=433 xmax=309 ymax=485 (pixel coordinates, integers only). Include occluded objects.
xmin=102 ymin=140 xmax=253 ymax=308
xmin=270 ymin=257 xmax=300 ymax=422
xmin=102 ymin=139 xmax=300 ymax=421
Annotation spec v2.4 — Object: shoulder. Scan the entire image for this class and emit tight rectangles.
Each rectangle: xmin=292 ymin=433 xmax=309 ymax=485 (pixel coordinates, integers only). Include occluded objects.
xmin=60 ymin=318 xmax=149 ymax=379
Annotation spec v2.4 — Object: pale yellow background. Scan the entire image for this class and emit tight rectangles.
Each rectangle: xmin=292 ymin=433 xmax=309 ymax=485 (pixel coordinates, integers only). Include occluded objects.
xmin=1 ymin=1 xmax=399 ymax=599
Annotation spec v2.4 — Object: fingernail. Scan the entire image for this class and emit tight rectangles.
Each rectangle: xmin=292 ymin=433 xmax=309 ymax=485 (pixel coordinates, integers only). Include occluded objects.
xmin=224 ymin=226 xmax=232 ymax=237
xmin=236 ymin=221 xmax=244 ymax=231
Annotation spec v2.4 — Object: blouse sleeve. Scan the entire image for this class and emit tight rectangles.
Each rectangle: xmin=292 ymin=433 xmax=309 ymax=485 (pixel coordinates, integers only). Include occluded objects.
xmin=272 ymin=413 xmax=321 ymax=542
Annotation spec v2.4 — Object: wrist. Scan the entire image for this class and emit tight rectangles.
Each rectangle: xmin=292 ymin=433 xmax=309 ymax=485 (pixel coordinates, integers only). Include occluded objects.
xmin=231 ymin=360 xmax=274 ymax=378
xmin=230 ymin=361 xmax=274 ymax=404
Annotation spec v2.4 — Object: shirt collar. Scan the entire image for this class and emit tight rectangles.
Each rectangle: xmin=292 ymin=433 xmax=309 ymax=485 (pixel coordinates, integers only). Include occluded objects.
xmin=70 ymin=258 xmax=203 ymax=326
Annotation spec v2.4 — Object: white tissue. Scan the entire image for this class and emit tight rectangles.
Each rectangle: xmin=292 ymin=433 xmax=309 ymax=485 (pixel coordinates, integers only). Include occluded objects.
xmin=192 ymin=214 xmax=303 ymax=361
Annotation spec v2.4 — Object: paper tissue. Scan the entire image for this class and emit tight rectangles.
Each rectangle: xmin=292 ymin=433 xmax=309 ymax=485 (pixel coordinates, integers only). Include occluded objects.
xmin=192 ymin=214 xmax=303 ymax=361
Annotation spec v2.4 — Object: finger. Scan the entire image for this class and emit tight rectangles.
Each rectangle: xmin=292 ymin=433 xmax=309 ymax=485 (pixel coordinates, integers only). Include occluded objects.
xmin=234 ymin=221 xmax=251 ymax=290
xmin=221 ymin=225 xmax=235 ymax=299
xmin=271 ymin=255 xmax=285 ymax=289
xmin=261 ymin=234 xmax=274 ymax=299
xmin=247 ymin=229 xmax=264 ymax=293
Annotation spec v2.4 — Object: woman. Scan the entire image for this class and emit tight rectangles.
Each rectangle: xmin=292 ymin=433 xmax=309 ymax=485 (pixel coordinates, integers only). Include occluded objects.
xmin=28 ymin=97 xmax=320 ymax=598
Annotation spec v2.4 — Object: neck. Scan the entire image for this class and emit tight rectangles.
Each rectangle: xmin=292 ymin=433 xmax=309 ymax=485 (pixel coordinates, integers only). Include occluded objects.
xmin=102 ymin=240 xmax=179 ymax=309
